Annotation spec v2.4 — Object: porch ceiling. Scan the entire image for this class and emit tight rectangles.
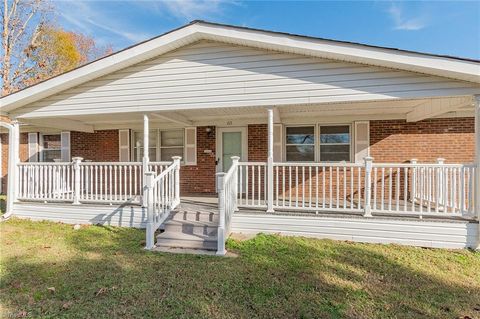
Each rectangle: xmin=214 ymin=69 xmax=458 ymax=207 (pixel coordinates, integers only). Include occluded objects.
xmin=14 ymin=95 xmax=475 ymax=133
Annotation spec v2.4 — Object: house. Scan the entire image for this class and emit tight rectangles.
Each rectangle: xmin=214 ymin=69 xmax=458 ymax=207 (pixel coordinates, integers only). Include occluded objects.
xmin=1 ymin=21 xmax=479 ymax=254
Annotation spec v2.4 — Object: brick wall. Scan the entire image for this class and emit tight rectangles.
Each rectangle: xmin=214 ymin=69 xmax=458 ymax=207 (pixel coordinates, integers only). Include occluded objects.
xmin=370 ymin=118 xmax=475 ymax=163
xmin=71 ymin=130 xmax=119 ymax=162
xmin=248 ymin=124 xmax=267 ymax=162
xmin=180 ymin=126 xmax=217 ymax=194
xmin=1 ymin=117 xmax=476 ymax=196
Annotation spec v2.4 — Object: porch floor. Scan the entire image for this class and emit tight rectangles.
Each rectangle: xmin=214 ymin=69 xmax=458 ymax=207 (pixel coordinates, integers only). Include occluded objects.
xmin=180 ymin=196 xmax=476 ymax=223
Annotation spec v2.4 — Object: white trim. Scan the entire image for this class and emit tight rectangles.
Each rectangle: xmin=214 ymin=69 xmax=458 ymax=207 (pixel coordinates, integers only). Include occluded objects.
xmin=283 ymin=123 xmax=353 ymax=163
xmin=2 ymin=21 xmax=479 ymax=113
xmin=131 ymin=128 xmax=185 ymax=162
xmin=216 ymin=126 xmax=248 ymax=173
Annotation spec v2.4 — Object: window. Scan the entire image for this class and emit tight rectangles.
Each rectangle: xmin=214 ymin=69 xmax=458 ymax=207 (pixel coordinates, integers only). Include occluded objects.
xmin=285 ymin=126 xmax=315 ymax=161
xmin=41 ymin=134 xmax=61 ymax=162
xmin=132 ymin=129 xmax=184 ymax=162
xmin=319 ymin=125 xmax=350 ymax=162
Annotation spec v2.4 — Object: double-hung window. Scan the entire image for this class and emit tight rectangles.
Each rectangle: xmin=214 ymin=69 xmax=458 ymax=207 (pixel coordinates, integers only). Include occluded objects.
xmin=285 ymin=125 xmax=351 ymax=162
xmin=319 ymin=125 xmax=351 ymax=162
xmin=285 ymin=126 xmax=315 ymax=162
xmin=41 ymin=134 xmax=61 ymax=162
xmin=132 ymin=129 xmax=184 ymax=162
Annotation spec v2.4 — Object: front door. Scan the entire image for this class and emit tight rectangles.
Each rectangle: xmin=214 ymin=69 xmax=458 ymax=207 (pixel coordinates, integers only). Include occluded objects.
xmin=216 ymin=127 xmax=247 ymax=173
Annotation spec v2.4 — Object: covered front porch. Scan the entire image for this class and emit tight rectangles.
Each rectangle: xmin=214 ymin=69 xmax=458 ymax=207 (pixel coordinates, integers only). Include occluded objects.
xmin=2 ymin=95 xmax=480 ymax=253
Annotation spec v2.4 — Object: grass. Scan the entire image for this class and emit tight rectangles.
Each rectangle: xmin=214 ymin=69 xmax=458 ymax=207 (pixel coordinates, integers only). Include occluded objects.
xmin=0 ymin=195 xmax=5 ymax=215
xmin=1 ymin=219 xmax=479 ymax=319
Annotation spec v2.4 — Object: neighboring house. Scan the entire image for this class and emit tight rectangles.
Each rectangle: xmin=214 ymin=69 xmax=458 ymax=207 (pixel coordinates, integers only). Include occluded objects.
xmin=1 ymin=21 xmax=479 ymax=254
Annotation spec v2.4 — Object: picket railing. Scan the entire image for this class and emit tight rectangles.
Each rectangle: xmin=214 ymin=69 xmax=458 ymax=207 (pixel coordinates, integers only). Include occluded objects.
xmin=216 ymin=156 xmax=239 ymax=255
xmin=17 ymin=159 xmax=170 ymax=204
xmin=144 ymin=157 xmax=181 ymax=249
xmin=77 ymin=161 xmax=169 ymax=203
xmin=237 ymin=162 xmax=267 ymax=207
xmin=17 ymin=162 xmax=74 ymax=201
xmin=271 ymin=162 xmax=366 ymax=212
xmin=235 ymin=158 xmax=477 ymax=218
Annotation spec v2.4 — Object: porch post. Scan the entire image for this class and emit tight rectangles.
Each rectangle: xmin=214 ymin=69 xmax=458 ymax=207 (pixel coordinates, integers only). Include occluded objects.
xmin=142 ymin=114 xmax=150 ymax=207
xmin=72 ymin=157 xmax=83 ymax=205
xmin=5 ymin=121 xmax=19 ymax=216
xmin=474 ymin=95 xmax=480 ymax=249
xmin=266 ymin=108 xmax=274 ymax=212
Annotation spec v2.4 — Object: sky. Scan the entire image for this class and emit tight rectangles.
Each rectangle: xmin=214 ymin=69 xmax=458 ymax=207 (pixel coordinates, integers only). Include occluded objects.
xmin=54 ymin=0 xmax=480 ymax=60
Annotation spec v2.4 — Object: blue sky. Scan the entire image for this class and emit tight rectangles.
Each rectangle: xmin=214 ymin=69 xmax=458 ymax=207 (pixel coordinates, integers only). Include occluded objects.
xmin=55 ymin=1 xmax=480 ymax=59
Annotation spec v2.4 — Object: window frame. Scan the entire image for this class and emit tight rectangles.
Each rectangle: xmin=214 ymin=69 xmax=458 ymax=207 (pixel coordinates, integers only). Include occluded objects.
xmin=131 ymin=129 xmax=184 ymax=162
xmin=318 ymin=123 xmax=352 ymax=163
xmin=283 ymin=123 xmax=353 ymax=163
xmin=284 ymin=125 xmax=317 ymax=162
xmin=39 ymin=133 xmax=62 ymax=162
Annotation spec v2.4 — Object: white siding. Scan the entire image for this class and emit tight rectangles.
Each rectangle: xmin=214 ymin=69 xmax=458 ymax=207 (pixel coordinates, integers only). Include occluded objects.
xmin=232 ymin=213 xmax=478 ymax=249
xmin=19 ymin=41 xmax=480 ymax=118
xmin=12 ymin=202 xmax=147 ymax=228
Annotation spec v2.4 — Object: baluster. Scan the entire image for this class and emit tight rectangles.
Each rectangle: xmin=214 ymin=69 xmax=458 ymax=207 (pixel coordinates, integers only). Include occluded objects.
xmin=381 ymin=168 xmax=385 ymax=211
xmin=289 ymin=166 xmax=292 ymax=207
xmin=387 ymin=167 xmax=392 ymax=211
xmin=302 ymin=166 xmax=305 ymax=208
xmin=246 ymin=165 xmax=249 ymax=206
xmin=403 ymin=167 xmax=408 ymax=212
xmin=315 ymin=166 xmax=319 ymax=210
xmin=295 ymin=166 xmax=299 ymax=208
xmin=322 ymin=166 xmax=326 ymax=209
xmin=373 ymin=167 xmax=377 ymax=211
xmin=343 ymin=166 xmax=346 ymax=209
xmin=114 ymin=165 xmax=117 ymax=201
xmin=396 ymin=167 xmax=400 ymax=211
xmin=275 ymin=166 xmax=279 ymax=207
xmin=329 ymin=167 xmax=333 ymax=209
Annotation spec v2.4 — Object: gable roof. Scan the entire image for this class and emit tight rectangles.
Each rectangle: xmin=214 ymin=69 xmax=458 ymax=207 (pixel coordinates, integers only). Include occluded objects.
xmin=2 ymin=20 xmax=479 ymax=113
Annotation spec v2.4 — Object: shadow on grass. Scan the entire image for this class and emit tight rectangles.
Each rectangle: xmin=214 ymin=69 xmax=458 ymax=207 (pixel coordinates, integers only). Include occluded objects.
xmin=1 ymin=221 xmax=479 ymax=318
xmin=0 ymin=195 xmax=6 ymax=215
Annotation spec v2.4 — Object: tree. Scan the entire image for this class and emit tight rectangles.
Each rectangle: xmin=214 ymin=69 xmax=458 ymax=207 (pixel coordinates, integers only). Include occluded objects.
xmin=1 ymin=0 xmax=112 ymax=96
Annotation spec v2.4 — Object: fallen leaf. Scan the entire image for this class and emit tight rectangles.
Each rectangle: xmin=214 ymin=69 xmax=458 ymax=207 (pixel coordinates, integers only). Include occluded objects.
xmin=62 ymin=301 xmax=73 ymax=310
xmin=95 ymin=287 xmax=108 ymax=296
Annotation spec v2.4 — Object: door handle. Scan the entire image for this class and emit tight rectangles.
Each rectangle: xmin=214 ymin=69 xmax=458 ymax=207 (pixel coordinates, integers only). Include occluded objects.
xmin=215 ymin=158 xmax=219 ymax=166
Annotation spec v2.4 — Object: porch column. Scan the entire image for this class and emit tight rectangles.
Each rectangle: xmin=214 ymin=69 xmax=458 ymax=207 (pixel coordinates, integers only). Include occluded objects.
xmin=474 ymin=95 xmax=480 ymax=249
xmin=142 ymin=114 xmax=150 ymax=207
xmin=5 ymin=120 xmax=20 ymax=216
xmin=267 ymin=108 xmax=274 ymax=212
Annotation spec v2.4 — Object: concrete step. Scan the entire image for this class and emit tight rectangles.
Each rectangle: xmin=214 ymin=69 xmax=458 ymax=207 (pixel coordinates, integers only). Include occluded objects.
xmin=167 ymin=210 xmax=219 ymax=223
xmin=156 ymin=232 xmax=217 ymax=250
xmin=162 ymin=219 xmax=218 ymax=237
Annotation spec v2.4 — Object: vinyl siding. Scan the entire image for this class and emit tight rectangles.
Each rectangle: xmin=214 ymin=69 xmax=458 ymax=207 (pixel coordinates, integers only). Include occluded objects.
xmin=19 ymin=41 xmax=480 ymax=118
xmin=232 ymin=213 xmax=478 ymax=249
xmin=12 ymin=202 xmax=147 ymax=228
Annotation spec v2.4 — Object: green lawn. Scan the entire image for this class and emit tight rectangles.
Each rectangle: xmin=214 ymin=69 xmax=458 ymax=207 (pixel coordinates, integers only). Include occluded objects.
xmin=1 ymin=218 xmax=479 ymax=319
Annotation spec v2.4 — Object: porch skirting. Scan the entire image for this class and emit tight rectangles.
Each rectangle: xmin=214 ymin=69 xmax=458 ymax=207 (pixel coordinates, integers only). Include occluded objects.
xmin=11 ymin=202 xmax=147 ymax=228
xmin=231 ymin=213 xmax=479 ymax=249
xmin=10 ymin=202 xmax=478 ymax=249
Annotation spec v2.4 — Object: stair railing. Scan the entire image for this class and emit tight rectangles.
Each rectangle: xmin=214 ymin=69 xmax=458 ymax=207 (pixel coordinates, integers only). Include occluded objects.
xmin=216 ymin=156 xmax=240 ymax=256
xmin=144 ymin=156 xmax=181 ymax=249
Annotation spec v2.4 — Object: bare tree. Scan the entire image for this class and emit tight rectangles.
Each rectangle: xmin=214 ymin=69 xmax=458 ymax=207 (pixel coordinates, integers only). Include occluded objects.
xmin=1 ymin=0 xmax=52 ymax=96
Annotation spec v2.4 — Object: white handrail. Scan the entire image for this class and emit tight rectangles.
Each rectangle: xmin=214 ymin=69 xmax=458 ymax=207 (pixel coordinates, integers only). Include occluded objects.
xmin=144 ymin=157 xmax=181 ymax=249
xmin=216 ymin=156 xmax=239 ymax=255
xmin=16 ymin=160 xmax=170 ymax=204
xmin=236 ymin=159 xmax=476 ymax=218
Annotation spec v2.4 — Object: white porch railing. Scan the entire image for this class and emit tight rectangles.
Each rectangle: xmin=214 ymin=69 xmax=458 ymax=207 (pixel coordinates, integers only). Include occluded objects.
xmin=17 ymin=162 xmax=74 ymax=202
xmin=17 ymin=160 xmax=170 ymax=204
xmin=216 ymin=156 xmax=239 ymax=255
xmin=144 ymin=157 xmax=181 ymax=249
xmin=235 ymin=158 xmax=477 ymax=218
